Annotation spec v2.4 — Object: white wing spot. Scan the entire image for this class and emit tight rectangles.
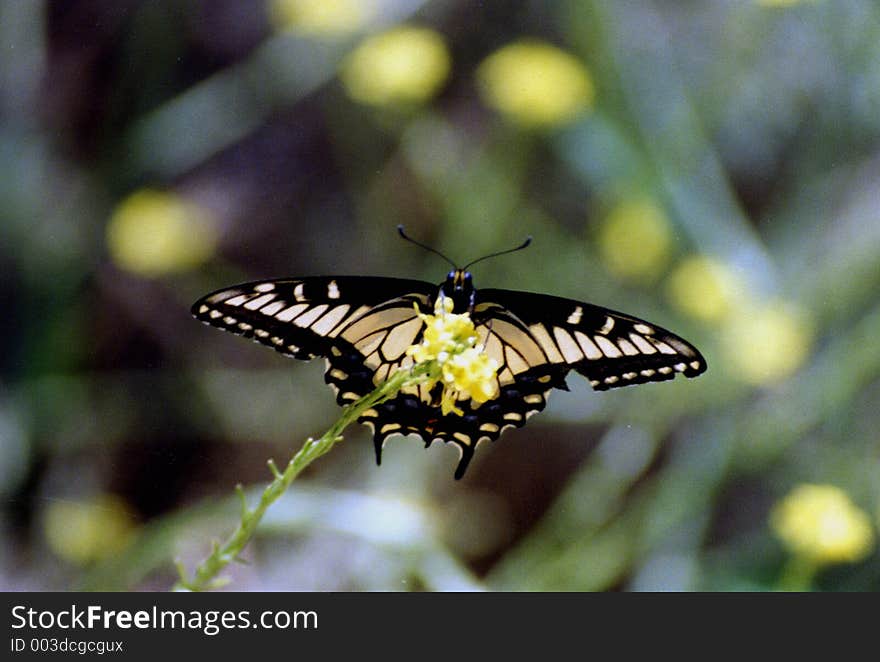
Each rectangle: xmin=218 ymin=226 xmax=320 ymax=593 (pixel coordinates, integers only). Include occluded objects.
xmin=594 ymin=335 xmax=622 ymax=358
xmin=574 ymin=331 xmax=603 ymax=359
xmin=599 ymin=316 xmax=615 ymax=335
xmin=629 ymin=333 xmax=657 ymax=354
xmin=617 ymin=338 xmax=640 ymax=356
xmin=604 ymin=375 xmax=619 ymax=385
xmin=649 ymin=338 xmax=678 ymax=355
xmin=553 ymin=327 xmax=584 ymax=363
xmin=244 ymin=294 xmax=276 ymax=310
xmin=640 ymin=369 xmax=656 ymax=377
xmin=223 ymin=316 xmax=237 ymax=325
xmin=237 ymin=322 xmax=252 ymax=332
xmin=690 ymin=360 xmax=702 ymax=370
xmin=634 ymin=323 xmax=654 ymax=335
xmin=529 ymin=324 xmax=564 ymax=363
xmin=276 ymin=303 xmax=309 ymax=322
xmin=224 ymin=294 xmax=253 ymax=307
xmin=260 ymin=301 xmax=286 ymax=317
xmin=254 ymin=283 xmax=275 ymax=292
xmin=294 ymin=304 xmax=328 ymax=328
xmin=658 ymin=366 xmax=673 ymax=375
xmin=209 ymin=310 xmax=222 ymax=319
xmin=254 ymin=329 xmax=269 ymax=338
xmin=293 ymin=283 xmax=306 ymax=302
xmin=566 ymin=306 xmax=583 ymax=325
xmin=327 ymin=280 xmax=340 ymax=299
xmin=310 ymin=305 xmax=350 ymax=336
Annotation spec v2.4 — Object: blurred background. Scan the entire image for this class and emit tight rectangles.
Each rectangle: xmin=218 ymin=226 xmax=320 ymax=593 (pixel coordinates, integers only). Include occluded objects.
xmin=1 ymin=0 xmax=879 ymax=591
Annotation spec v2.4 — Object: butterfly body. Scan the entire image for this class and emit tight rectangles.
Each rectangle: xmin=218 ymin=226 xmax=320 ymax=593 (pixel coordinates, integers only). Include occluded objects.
xmin=193 ymin=270 xmax=706 ymax=478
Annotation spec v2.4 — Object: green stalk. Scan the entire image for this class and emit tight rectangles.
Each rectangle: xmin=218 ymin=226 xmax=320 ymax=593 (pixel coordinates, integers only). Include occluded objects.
xmin=174 ymin=363 xmax=435 ymax=591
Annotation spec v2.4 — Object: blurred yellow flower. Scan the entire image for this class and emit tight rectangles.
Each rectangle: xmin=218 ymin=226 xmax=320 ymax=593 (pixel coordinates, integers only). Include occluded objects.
xmin=43 ymin=494 xmax=138 ymax=564
xmin=597 ymin=199 xmax=671 ymax=281
xmin=666 ymin=255 xmax=746 ymax=322
xmin=406 ymin=297 xmax=499 ymax=416
xmin=268 ymin=0 xmax=378 ymax=36
xmin=720 ymin=301 xmax=812 ymax=385
xmin=340 ymin=26 xmax=451 ymax=107
xmin=106 ymin=189 xmax=217 ymax=277
xmin=771 ymin=484 xmax=874 ymax=565
xmin=476 ymin=40 xmax=594 ymax=127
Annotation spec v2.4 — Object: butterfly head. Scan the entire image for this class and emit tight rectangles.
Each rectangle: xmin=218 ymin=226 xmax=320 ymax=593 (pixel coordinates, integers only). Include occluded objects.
xmin=397 ymin=225 xmax=532 ymax=313
xmin=441 ymin=269 xmax=475 ymax=313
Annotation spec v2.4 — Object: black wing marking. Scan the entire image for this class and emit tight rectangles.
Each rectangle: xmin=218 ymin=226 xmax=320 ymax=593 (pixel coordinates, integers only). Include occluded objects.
xmin=477 ymin=288 xmax=707 ymax=391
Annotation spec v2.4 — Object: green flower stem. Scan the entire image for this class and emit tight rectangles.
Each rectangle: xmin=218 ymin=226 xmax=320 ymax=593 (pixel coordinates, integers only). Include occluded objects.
xmin=174 ymin=363 xmax=435 ymax=591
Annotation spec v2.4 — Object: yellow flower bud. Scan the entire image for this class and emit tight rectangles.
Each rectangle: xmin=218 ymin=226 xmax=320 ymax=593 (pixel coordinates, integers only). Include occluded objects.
xmin=43 ymin=494 xmax=138 ymax=564
xmin=597 ymin=198 xmax=672 ymax=282
xmin=106 ymin=189 xmax=216 ymax=277
xmin=476 ymin=40 xmax=595 ymax=127
xmin=340 ymin=26 xmax=451 ymax=107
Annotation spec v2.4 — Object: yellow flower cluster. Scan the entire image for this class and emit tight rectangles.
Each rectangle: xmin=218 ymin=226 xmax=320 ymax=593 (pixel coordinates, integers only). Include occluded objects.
xmin=407 ymin=298 xmax=499 ymax=416
xmin=771 ymin=484 xmax=875 ymax=565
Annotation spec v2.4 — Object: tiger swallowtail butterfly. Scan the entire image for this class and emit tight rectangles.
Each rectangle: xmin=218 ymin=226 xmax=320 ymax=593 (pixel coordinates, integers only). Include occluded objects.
xmin=192 ymin=228 xmax=706 ymax=478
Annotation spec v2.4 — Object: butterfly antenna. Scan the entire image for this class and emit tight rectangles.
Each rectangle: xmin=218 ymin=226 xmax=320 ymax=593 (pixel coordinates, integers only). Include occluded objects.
xmin=397 ymin=225 xmax=457 ymax=269
xmin=463 ymin=235 xmax=532 ymax=270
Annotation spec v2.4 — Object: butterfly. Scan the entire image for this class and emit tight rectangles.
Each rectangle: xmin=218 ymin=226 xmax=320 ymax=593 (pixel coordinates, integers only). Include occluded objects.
xmin=192 ymin=228 xmax=707 ymax=478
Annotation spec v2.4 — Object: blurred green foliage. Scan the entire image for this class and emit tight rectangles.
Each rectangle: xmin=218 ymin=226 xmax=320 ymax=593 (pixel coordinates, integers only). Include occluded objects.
xmin=1 ymin=0 xmax=879 ymax=592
